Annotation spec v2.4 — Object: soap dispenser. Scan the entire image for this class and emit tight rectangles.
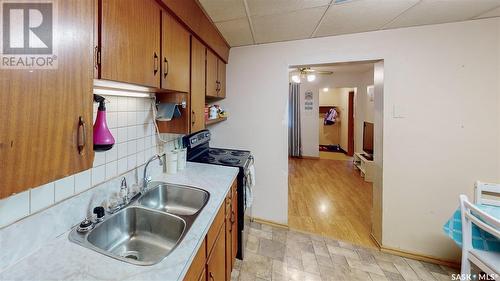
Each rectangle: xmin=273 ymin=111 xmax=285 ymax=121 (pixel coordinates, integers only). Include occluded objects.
xmin=93 ymin=94 xmax=115 ymax=151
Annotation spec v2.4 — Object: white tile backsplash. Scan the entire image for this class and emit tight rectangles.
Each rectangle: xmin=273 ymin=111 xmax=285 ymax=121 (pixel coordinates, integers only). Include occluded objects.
xmin=30 ymin=183 xmax=55 ymax=213
xmin=0 ymin=94 xmax=182 ymax=229
xmin=0 ymin=191 xmax=30 ymax=227
xmin=74 ymin=169 xmax=91 ymax=193
xmin=54 ymin=175 xmax=75 ymax=202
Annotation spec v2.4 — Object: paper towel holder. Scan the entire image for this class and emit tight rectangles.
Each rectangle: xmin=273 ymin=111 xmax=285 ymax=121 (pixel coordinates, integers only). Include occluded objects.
xmin=155 ymin=100 xmax=186 ymax=121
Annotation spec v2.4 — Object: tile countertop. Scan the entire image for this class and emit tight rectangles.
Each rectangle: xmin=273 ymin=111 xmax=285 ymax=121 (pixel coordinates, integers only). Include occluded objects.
xmin=0 ymin=163 xmax=238 ymax=281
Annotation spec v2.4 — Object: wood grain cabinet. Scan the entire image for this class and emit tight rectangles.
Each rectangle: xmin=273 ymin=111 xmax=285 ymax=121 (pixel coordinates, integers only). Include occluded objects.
xmin=0 ymin=0 xmax=95 ymax=199
xmin=191 ymin=37 xmax=207 ymax=133
xmin=206 ymin=50 xmax=227 ymax=99
xmin=207 ymin=225 xmax=226 ymax=281
xmin=161 ymin=11 xmax=190 ymax=92
xmin=183 ymin=179 xmax=238 ymax=281
xmin=98 ymin=0 xmax=161 ymax=87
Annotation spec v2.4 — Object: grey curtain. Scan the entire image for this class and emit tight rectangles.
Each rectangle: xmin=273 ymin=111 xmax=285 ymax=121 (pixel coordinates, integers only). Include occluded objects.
xmin=289 ymin=83 xmax=301 ymax=157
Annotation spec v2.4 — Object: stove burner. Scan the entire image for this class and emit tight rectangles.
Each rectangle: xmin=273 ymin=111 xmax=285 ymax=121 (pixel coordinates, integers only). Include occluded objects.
xmin=219 ymin=157 xmax=241 ymax=165
xmin=200 ymin=155 xmax=216 ymax=162
xmin=231 ymin=151 xmax=246 ymax=156
xmin=209 ymin=149 xmax=228 ymax=156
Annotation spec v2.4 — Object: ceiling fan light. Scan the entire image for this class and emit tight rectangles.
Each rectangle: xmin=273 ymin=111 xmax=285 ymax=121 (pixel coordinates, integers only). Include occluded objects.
xmin=307 ymin=74 xmax=316 ymax=82
xmin=291 ymin=75 xmax=300 ymax=83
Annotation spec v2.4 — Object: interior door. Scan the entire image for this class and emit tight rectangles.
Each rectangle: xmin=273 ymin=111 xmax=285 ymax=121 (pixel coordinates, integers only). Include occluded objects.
xmin=217 ymin=60 xmax=226 ymax=98
xmin=0 ymin=0 xmax=94 ymax=199
xmin=206 ymin=49 xmax=218 ymax=98
xmin=191 ymin=37 xmax=206 ymax=133
xmin=347 ymin=91 xmax=355 ymax=156
xmin=100 ymin=0 xmax=160 ymax=87
xmin=162 ymin=11 xmax=190 ymax=92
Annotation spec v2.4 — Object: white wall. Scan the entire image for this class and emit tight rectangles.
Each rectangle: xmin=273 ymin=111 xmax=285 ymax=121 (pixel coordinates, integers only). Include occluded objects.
xmin=299 ymin=79 xmax=320 ymax=157
xmin=212 ymin=18 xmax=500 ymax=261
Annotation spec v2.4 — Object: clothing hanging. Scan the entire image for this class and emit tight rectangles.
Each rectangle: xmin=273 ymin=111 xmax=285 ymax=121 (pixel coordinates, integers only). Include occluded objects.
xmin=324 ymin=107 xmax=338 ymax=125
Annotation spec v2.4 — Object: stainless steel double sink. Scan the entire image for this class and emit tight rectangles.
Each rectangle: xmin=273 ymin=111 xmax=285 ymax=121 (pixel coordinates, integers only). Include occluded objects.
xmin=69 ymin=182 xmax=210 ymax=266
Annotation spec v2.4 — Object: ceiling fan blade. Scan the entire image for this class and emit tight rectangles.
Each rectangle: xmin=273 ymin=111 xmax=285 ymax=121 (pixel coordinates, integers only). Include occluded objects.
xmin=316 ymin=71 xmax=333 ymax=75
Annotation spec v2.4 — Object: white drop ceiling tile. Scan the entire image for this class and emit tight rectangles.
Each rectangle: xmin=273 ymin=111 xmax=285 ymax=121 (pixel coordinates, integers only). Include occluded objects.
xmin=216 ymin=18 xmax=254 ymax=46
xmin=315 ymin=0 xmax=418 ymax=37
xmin=386 ymin=0 xmax=500 ymax=29
xmin=475 ymin=6 xmax=500 ymax=18
xmin=247 ymin=0 xmax=331 ymax=17
xmin=199 ymin=0 xmax=247 ymax=22
xmin=252 ymin=6 xmax=327 ymax=44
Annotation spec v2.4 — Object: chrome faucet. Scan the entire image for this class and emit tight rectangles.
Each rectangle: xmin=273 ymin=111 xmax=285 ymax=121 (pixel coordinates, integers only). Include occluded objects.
xmin=120 ymin=177 xmax=129 ymax=204
xmin=143 ymin=154 xmax=165 ymax=192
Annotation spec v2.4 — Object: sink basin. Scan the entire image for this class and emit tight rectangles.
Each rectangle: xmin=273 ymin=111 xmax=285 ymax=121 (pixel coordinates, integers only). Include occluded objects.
xmin=138 ymin=183 xmax=210 ymax=216
xmin=69 ymin=182 xmax=210 ymax=266
xmin=72 ymin=207 xmax=186 ymax=265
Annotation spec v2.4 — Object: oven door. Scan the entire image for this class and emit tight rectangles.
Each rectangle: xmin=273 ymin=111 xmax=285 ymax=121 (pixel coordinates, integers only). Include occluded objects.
xmin=241 ymin=156 xmax=254 ymax=259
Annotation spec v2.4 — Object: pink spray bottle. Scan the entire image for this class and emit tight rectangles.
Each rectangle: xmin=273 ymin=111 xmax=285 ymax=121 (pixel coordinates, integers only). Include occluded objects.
xmin=93 ymin=94 xmax=115 ymax=151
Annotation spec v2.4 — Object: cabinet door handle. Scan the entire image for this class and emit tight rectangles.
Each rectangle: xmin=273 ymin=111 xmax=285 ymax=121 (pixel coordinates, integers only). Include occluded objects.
xmin=163 ymin=57 xmax=169 ymax=78
xmin=209 ymin=272 xmax=214 ymax=281
xmin=216 ymin=81 xmax=220 ymax=92
xmin=153 ymin=52 xmax=159 ymax=75
xmin=230 ymin=210 xmax=235 ymax=224
xmin=191 ymin=110 xmax=196 ymax=125
xmin=77 ymin=116 xmax=86 ymax=155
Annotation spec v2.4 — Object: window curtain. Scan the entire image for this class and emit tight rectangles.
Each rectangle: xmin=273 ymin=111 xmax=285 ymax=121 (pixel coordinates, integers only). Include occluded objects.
xmin=289 ymin=83 xmax=302 ymax=157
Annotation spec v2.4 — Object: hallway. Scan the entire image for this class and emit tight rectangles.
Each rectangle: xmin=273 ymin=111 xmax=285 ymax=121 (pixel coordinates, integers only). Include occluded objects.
xmin=288 ymin=157 xmax=375 ymax=248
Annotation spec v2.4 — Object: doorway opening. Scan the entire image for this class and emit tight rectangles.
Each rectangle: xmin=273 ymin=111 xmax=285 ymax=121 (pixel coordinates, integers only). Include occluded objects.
xmin=288 ymin=60 xmax=384 ymax=249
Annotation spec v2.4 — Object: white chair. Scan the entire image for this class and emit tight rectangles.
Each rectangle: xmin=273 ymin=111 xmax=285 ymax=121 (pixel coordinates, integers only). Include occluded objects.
xmin=475 ymin=181 xmax=500 ymax=206
xmin=459 ymin=194 xmax=500 ymax=276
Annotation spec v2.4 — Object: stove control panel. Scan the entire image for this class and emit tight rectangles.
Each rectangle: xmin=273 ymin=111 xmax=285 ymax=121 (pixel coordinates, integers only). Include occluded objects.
xmin=184 ymin=130 xmax=211 ymax=148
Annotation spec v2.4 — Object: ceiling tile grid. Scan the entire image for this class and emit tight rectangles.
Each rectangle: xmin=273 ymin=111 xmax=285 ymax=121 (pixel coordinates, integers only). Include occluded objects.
xmin=198 ymin=0 xmax=500 ymax=47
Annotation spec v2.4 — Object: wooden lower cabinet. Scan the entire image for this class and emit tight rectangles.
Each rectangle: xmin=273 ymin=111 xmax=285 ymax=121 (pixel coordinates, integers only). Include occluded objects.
xmin=183 ymin=179 xmax=238 ymax=281
xmin=207 ymin=225 xmax=226 ymax=281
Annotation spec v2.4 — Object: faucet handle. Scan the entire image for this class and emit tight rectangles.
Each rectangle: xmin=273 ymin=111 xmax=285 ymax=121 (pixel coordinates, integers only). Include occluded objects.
xmin=120 ymin=177 xmax=128 ymax=189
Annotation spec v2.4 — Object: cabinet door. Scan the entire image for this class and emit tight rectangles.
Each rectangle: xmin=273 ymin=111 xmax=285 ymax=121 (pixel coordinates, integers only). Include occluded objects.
xmin=207 ymin=226 xmax=226 ymax=281
xmin=206 ymin=49 xmax=218 ymax=98
xmin=217 ymin=60 xmax=226 ymax=98
xmin=225 ymin=197 xmax=232 ymax=281
xmin=100 ymin=0 xmax=160 ymax=87
xmin=231 ymin=189 xmax=238 ymax=263
xmin=0 ymin=0 xmax=94 ymax=198
xmin=191 ymin=37 xmax=206 ymax=133
xmin=162 ymin=11 xmax=190 ymax=92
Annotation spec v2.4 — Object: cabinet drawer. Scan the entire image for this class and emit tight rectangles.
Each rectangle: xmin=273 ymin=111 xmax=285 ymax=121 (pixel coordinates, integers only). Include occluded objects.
xmin=207 ymin=203 xmax=225 ymax=255
xmin=183 ymin=239 xmax=206 ymax=281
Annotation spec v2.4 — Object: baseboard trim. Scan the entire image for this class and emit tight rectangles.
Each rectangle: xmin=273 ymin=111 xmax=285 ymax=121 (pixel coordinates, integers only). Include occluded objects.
xmin=370 ymin=233 xmax=382 ymax=249
xmin=252 ymin=217 xmax=289 ymax=230
xmin=380 ymin=245 xmax=460 ymax=269
xmin=300 ymin=156 xmax=320 ymax=160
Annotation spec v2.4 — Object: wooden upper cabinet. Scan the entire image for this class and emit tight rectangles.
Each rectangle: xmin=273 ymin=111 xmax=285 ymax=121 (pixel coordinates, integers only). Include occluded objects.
xmin=99 ymin=0 xmax=161 ymax=88
xmin=206 ymin=49 xmax=219 ymax=98
xmin=161 ymin=11 xmax=190 ymax=92
xmin=217 ymin=61 xmax=226 ymax=98
xmin=206 ymin=49 xmax=227 ymax=99
xmin=0 ymin=0 xmax=94 ymax=199
xmin=191 ymin=37 xmax=206 ymax=133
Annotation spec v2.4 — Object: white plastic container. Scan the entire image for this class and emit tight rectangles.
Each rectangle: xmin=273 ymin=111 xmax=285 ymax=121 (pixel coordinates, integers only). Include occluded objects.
xmin=165 ymin=151 xmax=178 ymax=174
xmin=177 ymin=148 xmax=187 ymax=170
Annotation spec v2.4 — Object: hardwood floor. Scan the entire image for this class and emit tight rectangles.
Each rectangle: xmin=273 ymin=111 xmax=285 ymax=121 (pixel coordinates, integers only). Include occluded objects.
xmin=319 ymin=151 xmax=353 ymax=161
xmin=288 ymin=157 xmax=376 ymax=248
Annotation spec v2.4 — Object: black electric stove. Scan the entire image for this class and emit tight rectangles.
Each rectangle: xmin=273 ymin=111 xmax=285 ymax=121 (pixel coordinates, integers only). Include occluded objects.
xmin=183 ymin=130 xmax=253 ymax=260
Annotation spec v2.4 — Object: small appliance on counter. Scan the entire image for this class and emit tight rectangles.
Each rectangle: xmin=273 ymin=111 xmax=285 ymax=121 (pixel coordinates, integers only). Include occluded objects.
xmin=183 ymin=130 xmax=254 ymax=260
xmin=93 ymin=94 xmax=115 ymax=151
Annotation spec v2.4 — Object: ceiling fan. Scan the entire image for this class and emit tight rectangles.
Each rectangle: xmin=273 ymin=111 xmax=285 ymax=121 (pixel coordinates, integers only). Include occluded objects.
xmin=290 ymin=67 xmax=333 ymax=83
